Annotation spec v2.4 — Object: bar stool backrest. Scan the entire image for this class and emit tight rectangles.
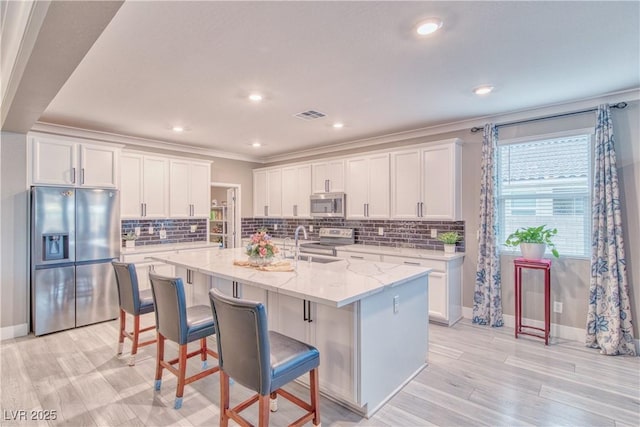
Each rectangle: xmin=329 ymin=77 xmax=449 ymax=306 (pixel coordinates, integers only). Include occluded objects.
xmin=149 ymin=273 xmax=188 ymax=344
xmin=112 ymin=262 xmax=142 ymax=315
xmin=209 ymin=288 xmax=271 ymax=395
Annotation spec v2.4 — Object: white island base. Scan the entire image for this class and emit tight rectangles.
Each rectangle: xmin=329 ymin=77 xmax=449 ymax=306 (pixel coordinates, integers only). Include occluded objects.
xmin=151 ymin=248 xmax=429 ymax=417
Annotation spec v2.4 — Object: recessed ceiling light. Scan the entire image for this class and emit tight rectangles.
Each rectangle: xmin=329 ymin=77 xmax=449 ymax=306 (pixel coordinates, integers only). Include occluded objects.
xmin=416 ymin=18 xmax=443 ymax=36
xmin=473 ymin=85 xmax=495 ymax=95
xmin=172 ymin=126 xmax=184 ymax=132
xmin=251 ymin=142 xmax=262 ymax=148
xmin=249 ymin=93 xmax=263 ymax=102
xmin=332 ymin=122 xmax=344 ymax=129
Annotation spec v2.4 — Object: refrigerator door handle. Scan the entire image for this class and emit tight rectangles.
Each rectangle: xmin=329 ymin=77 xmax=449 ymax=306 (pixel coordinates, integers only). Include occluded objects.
xmin=81 ymin=168 xmax=85 ymax=185
xmin=72 ymin=167 xmax=76 ymax=184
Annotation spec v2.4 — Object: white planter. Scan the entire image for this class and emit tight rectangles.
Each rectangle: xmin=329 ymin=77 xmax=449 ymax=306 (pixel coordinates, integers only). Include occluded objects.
xmin=443 ymin=244 xmax=456 ymax=254
xmin=125 ymin=240 xmax=136 ymax=248
xmin=520 ymin=243 xmax=546 ymax=260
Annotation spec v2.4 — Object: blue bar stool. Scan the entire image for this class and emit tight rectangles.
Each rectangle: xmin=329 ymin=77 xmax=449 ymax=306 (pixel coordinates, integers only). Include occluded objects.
xmin=112 ymin=262 xmax=156 ymax=366
xmin=209 ymin=288 xmax=321 ymax=427
xmin=149 ymin=273 xmax=219 ymax=409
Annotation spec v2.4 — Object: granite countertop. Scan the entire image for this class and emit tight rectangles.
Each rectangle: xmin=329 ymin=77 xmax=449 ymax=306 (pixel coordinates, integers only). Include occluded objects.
xmin=336 ymin=244 xmax=465 ymax=261
xmin=150 ymin=247 xmax=431 ymax=308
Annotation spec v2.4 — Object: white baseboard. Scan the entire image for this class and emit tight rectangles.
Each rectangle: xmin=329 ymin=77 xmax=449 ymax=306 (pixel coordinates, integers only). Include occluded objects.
xmin=461 ymin=307 xmax=640 ymax=354
xmin=1 ymin=323 xmax=28 ymax=341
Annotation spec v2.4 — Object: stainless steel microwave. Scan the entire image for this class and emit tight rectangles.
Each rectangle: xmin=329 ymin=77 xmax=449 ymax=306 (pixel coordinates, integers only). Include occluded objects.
xmin=310 ymin=192 xmax=346 ymax=217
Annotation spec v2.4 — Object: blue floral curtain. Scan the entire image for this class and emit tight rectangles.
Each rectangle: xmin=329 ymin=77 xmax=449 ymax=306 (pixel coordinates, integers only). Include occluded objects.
xmin=473 ymin=123 xmax=503 ymax=327
xmin=586 ymin=104 xmax=636 ymax=356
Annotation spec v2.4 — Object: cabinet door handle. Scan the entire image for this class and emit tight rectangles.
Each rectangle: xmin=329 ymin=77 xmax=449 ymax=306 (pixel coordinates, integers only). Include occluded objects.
xmin=264 ymin=205 xmax=268 ymax=216
xmin=417 ymin=202 xmax=421 ymax=217
xmin=81 ymin=168 xmax=85 ymax=185
xmin=325 ymin=179 xmax=329 ymax=193
xmin=404 ymin=261 xmax=421 ymax=266
xmin=366 ymin=203 xmax=369 ymax=217
xmin=141 ymin=203 xmax=144 ymax=217
xmin=293 ymin=204 xmax=297 ymax=217
xmin=307 ymin=300 xmax=312 ymax=323
xmin=71 ymin=168 xmax=76 ymax=184
xmin=420 ymin=202 xmax=424 ymax=217
xmin=364 ymin=203 xmax=367 ymax=217
xmin=187 ymin=269 xmax=193 ymax=284
xmin=303 ymin=299 xmax=308 ymax=321
xmin=144 ymin=203 xmax=147 ymax=217
xmin=351 ymin=255 xmax=365 ymax=260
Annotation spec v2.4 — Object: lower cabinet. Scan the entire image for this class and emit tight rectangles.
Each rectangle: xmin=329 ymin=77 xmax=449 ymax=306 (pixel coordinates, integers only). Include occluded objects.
xmin=175 ymin=267 xmax=211 ymax=307
xmin=383 ymin=255 xmax=462 ymax=326
xmin=211 ymin=277 xmax=269 ymax=307
xmin=268 ymin=292 xmax=357 ymax=403
xmin=335 ymin=250 xmax=382 ymax=262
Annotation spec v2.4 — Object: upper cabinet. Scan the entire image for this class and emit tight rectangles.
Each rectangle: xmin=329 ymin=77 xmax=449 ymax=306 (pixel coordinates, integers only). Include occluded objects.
xmin=120 ymin=153 xmax=169 ymax=219
xmin=345 ymin=153 xmax=389 ymax=219
xmin=253 ymin=168 xmax=282 ymax=217
xmin=30 ymin=134 xmax=121 ymax=188
xmin=390 ymin=140 xmax=461 ymax=220
xmin=312 ymin=159 xmax=345 ymax=193
xmin=281 ymin=164 xmax=312 ymax=218
xmin=169 ymin=159 xmax=211 ymax=218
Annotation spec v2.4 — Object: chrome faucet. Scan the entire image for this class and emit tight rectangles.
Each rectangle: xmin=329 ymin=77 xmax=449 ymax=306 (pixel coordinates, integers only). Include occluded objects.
xmin=294 ymin=225 xmax=308 ymax=269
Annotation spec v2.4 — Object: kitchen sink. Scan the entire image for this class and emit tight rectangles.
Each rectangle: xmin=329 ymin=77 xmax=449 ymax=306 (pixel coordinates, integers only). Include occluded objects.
xmin=285 ymin=254 xmax=341 ymax=264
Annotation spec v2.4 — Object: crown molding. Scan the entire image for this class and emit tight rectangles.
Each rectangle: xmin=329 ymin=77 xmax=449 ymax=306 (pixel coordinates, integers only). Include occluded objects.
xmin=30 ymin=121 xmax=262 ymax=163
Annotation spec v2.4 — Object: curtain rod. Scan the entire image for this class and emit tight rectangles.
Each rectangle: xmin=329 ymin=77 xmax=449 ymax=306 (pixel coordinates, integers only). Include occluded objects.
xmin=469 ymin=101 xmax=628 ymax=133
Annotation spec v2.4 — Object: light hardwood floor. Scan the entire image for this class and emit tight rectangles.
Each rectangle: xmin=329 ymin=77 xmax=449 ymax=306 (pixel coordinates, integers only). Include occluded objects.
xmin=1 ymin=318 xmax=638 ymax=426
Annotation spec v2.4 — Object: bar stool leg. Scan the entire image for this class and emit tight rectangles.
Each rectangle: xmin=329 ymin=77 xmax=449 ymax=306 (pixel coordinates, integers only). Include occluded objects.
xmin=175 ymin=345 xmax=188 ymax=409
xmin=258 ymin=394 xmax=270 ymax=427
xmin=155 ymin=334 xmax=165 ymax=391
xmin=220 ymin=371 xmax=230 ymax=427
xmin=117 ymin=309 xmax=126 ymax=355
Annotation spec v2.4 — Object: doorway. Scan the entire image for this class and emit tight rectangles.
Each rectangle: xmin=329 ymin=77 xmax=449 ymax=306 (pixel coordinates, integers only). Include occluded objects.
xmin=210 ymin=182 xmax=241 ymax=249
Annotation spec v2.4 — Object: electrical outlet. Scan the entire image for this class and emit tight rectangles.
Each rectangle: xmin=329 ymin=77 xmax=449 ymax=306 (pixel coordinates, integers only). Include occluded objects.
xmin=553 ymin=301 xmax=563 ymax=313
xmin=378 ymin=227 xmax=384 ymax=236
xmin=309 ymin=225 xmax=314 ymax=232
xmin=134 ymin=227 xmax=141 ymax=236
xmin=393 ymin=295 xmax=400 ymax=313
xmin=148 ymin=226 xmax=154 ymax=234
xmin=274 ymin=224 xmax=278 ymax=230
xmin=159 ymin=229 xmax=167 ymax=239
xmin=431 ymin=229 xmax=438 ymax=238
xmin=190 ymin=225 xmax=197 ymax=233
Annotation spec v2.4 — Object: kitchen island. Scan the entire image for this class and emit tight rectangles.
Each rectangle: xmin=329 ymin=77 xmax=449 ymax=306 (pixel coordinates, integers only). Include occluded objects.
xmin=150 ymin=247 xmax=431 ymax=417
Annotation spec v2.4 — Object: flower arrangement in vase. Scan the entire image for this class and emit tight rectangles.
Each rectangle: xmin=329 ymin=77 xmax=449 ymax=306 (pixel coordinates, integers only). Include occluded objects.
xmin=245 ymin=228 xmax=279 ymax=265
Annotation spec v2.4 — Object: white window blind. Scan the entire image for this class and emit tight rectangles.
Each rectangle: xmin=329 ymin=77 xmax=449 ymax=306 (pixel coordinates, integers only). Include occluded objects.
xmin=497 ymin=133 xmax=592 ymax=257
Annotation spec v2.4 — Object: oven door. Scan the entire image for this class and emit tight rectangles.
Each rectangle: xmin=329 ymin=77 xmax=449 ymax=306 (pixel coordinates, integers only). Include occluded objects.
xmin=299 ymin=243 xmax=337 ymax=257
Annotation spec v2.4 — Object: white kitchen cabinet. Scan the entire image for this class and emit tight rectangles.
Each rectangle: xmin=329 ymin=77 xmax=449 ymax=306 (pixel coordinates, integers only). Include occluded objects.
xmin=30 ymin=133 xmax=121 ymax=187
xmin=169 ymin=159 xmax=211 ymax=218
xmin=175 ymin=267 xmax=211 ymax=307
xmin=269 ymin=292 xmax=356 ymax=402
xmin=120 ymin=153 xmax=169 ymax=219
xmin=211 ymin=277 xmax=268 ymax=306
xmin=383 ymin=254 xmax=462 ymax=326
xmin=390 ymin=140 xmax=461 ymax=220
xmin=312 ymin=159 xmax=345 ymax=193
xmin=281 ymin=164 xmax=312 ymax=218
xmin=345 ymin=153 xmax=389 ymax=219
xmin=253 ymin=168 xmax=282 ymax=217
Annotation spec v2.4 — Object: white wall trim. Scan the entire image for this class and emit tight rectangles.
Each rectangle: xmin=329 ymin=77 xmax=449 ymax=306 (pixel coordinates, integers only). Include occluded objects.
xmin=31 ymin=122 xmax=262 ymax=163
xmin=461 ymin=306 xmax=640 ymax=353
xmin=1 ymin=323 xmax=29 ymax=341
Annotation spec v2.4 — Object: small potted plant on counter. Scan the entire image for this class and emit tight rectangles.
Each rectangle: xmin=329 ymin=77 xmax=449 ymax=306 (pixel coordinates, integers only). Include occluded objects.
xmin=437 ymin=231 xmax=460 ymax=254
xmin=505 ymin=225 xmax=559 ymax=259
xmin=123 ymin=231 xmax=137 ymax=249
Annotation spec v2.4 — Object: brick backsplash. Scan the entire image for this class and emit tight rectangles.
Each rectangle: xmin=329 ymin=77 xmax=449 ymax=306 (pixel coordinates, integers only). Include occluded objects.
xmin=241 ymin=218 xmax=465 ymax=252
xmin=121 ymin=219 xmax=207 ymax=246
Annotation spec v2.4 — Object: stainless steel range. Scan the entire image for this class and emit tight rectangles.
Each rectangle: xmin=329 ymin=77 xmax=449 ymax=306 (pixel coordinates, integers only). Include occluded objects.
xmin=299 ymin=227 xmax=355 ymax=256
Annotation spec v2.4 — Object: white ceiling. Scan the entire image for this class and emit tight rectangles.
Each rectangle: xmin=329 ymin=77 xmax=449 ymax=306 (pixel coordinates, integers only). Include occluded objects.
xmin=34 ymin=1 xmax=640 ymax=161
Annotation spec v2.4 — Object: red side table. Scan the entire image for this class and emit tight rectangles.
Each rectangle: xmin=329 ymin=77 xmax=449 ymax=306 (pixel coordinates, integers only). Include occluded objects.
xmin=514 ymin=257 xmax=551 ymax=345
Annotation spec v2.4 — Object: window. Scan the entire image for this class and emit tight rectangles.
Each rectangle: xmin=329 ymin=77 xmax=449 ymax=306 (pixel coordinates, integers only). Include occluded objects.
xmin=497 ymin=133 xmax=592 ymax=257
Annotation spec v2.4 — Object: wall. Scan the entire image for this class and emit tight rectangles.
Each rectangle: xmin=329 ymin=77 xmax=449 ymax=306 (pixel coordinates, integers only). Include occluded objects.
xmin=242 ymin=217 xmax=465 ymax=252
xmin=121 ymin=218 xmax=207 ymax=246
xmin=0 ymin=132 xmax=28 ymax=338
xmin=260 ymin=95 xmax=640 ymax=340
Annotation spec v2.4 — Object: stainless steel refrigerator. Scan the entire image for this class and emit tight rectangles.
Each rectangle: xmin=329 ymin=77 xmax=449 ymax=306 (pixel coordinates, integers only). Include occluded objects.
xmin=30 ymin=186 xmax=121 ymax=336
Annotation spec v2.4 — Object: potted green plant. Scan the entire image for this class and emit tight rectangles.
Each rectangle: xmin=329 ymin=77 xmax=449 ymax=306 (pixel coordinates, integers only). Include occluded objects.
xmin=437 ymin=231 xmax=460 ymax=254
xmin=123 ymin=231 xmax=137 ymax=248
xmin=505 ymin=225 xmax=559 ymax=259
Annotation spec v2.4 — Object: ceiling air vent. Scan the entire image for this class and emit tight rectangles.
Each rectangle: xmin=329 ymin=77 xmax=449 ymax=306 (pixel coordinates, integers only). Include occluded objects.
xmin=294 ymin=110 xmax=326 ymax=120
